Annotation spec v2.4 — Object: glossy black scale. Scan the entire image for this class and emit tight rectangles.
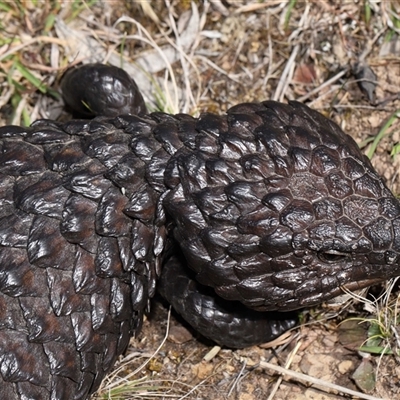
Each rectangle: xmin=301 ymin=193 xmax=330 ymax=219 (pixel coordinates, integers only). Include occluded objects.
xmin=1 ymin=64 xmax=400 ymax=399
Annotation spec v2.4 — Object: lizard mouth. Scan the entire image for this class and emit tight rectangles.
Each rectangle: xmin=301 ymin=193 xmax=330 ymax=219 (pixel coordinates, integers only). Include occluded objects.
xmin=297 ymin=277 xmax=387 ymax=309
xmin=341 ymin=278 xmax=385 ymax=293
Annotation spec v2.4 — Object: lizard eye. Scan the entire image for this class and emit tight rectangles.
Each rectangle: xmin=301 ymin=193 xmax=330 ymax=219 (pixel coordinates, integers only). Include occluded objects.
xmin=318 ymin=250 xmax=349 ymax=264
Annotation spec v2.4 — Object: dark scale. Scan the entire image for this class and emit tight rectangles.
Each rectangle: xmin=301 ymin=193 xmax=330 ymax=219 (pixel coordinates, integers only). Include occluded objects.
xmin=1 ymin=63 xmax=400 ymax=399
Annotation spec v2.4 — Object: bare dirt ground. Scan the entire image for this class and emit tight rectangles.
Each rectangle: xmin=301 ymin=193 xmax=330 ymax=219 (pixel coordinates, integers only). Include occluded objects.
xmin=1 ymin=1 xmax=400 ymax=399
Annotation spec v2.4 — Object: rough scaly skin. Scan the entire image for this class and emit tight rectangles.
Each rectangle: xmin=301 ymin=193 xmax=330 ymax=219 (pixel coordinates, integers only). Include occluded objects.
xmin=1 ymin=99 xmax=400 ymax=398
xmin=158 ymin=252 xmax=298 ymax=349
xmin=61 ymin=64 xmax=147 ymax=118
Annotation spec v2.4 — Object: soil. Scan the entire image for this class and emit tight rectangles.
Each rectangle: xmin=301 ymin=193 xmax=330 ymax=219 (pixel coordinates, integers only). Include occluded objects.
xmin=1 ymin=1 xmax=400 ymax=399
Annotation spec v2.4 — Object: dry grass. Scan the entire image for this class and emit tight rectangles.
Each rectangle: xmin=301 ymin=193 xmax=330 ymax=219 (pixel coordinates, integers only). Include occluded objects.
xmin=1 ymin=1 xmax=400 ymax=399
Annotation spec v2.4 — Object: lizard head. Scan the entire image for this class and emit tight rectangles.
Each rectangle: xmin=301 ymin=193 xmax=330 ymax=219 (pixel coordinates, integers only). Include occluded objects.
xmin=163 ymin=100 xmax=400 ymax=311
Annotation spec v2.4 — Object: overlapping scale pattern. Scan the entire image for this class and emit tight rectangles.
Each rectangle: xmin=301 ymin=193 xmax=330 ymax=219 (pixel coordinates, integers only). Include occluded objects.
xmin=0 ymin=117 xmax=166 ymax=399
xmin=1 ymin=100 xmax=400 ymax=399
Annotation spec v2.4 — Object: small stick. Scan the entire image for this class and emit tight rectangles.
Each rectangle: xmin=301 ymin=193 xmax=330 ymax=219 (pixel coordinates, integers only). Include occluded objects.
xmin=260 ymin=361 xmax=386 ymax=400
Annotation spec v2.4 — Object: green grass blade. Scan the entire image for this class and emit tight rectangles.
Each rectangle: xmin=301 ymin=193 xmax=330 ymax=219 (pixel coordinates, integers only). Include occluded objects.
xmin=67 ymin=0 xmax=97 ymax=22
xmin=359 ymin=346 xmax=393 ymax=355
xmin=284 ymin=0 xmax=297 ymax=30
xmin=0 ymin=2 xmax=13 ymax=12
xmin=44 ymin=13 xmax=57 ymax=32
xmin=14 ymin=61 xmax=48 ymax=94
xmin=364 ymin=1 xmax=371 ymax=25
xmin=391 ymin=143 xmax=400 ymax=157
xmin=367 ymin=109 xmax=400 ymax=159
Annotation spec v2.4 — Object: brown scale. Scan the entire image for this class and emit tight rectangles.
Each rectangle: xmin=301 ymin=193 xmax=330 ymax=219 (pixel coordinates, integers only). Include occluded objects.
xmin=1 ymin=64 xmax=400 ymax=399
